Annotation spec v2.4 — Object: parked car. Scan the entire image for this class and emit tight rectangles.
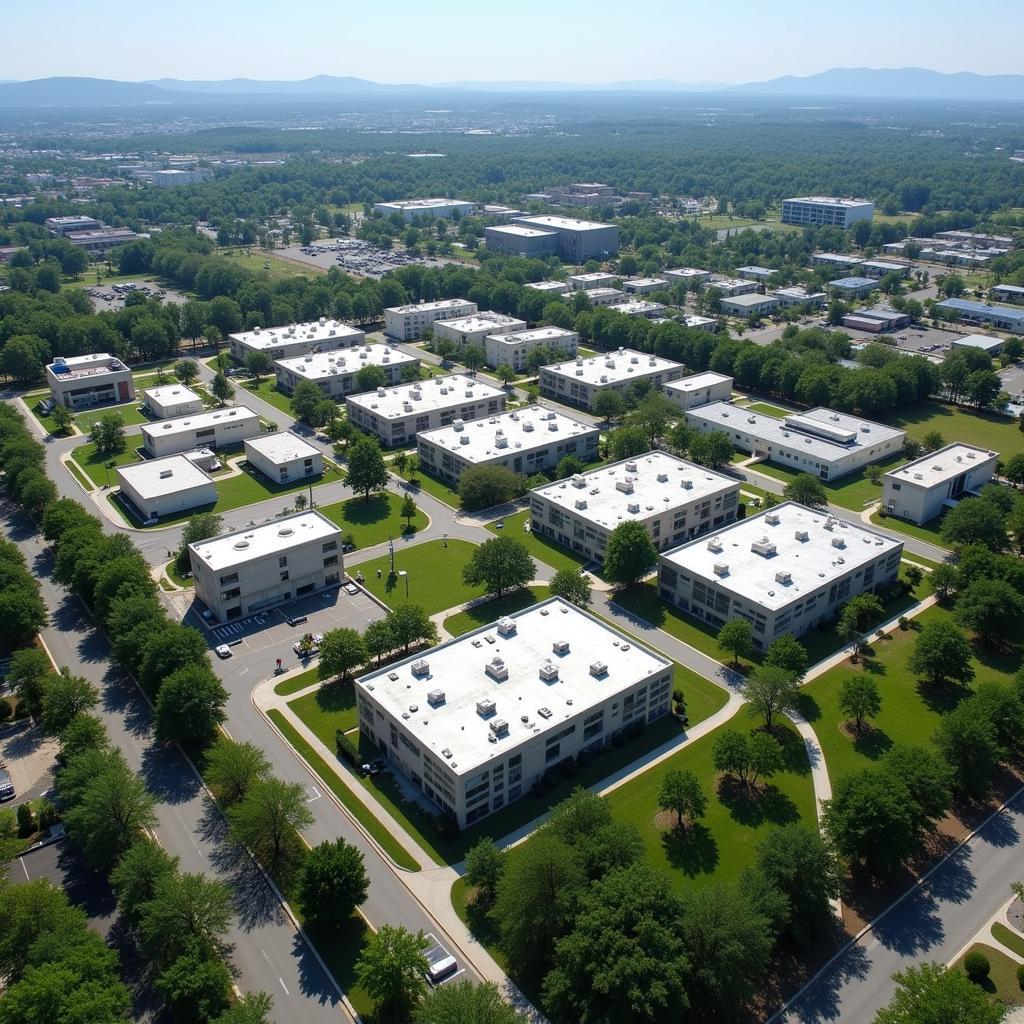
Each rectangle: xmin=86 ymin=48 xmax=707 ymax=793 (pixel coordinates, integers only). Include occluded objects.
xmin=427 ymin=955 xmax=458 ymax=986
xmin=287 ymin=615 xmax=308 ymax=627
xmin=0 ymin=767 xmax=14 ymax=801
xmin=215 ymin=644 xmax=232 ymax=659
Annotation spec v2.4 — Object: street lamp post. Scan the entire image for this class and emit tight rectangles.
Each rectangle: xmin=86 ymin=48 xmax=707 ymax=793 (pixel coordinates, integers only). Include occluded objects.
xmin=398 ymin=570 xmax=408 ymax=598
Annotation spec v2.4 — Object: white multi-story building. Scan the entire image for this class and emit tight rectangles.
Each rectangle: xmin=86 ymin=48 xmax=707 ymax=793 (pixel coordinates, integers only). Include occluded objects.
xmin=141 ymin=406 xmax=261 ymax=458
xmin=658 ymin=502 xmax=903 ymax=650
xmin=116 ymin=455 xmax=217 ymax=522
xmin=810 ymin=252 xmax=865 ymax=271
xmin=530 ymin=451 xmax=740 ymax=563
xmin=663 ymin=268 xmax=712 ymax=288
xmin=781 ymin=197 xmax=874 ymax=229
xmin=143 ymin=384 xmax=203 ymax=420
xmin=622 ymin=277 xmax=668 ymax=295
xmin=681 ymin=314 xmax=719 ymax=332
xmin=432 ymin=312 xmax=527 ymax=350
xmin=859 ymin=260 xmax=912 ymax=280
xmin=828 ymin=276 xmax=878 ymax=299
xmin=484 ymin=327 xmax=578 ymax=372
xmin=484 ymin=225 xmax=559 ymax=257
xmin=583 ymin=287 xmax=628 ymax=308
xmin=664 ymin=371 xmax=733 ymax=411
xmin=354 ymin=597 xmax=674 ymax=827
xmin=383 ymin=299 xmax=478 ymax=342
xmin=372 ymin=198 xmax=474 ymax=221
xmin=686 ymin=403 xmax=906 ymax=481
xmin=933 ymin=299 xmax=1024 ymax=336
xmin=524 ymin=280 xmax=571 ymax=297
xmin=720 ymin=293 xmax=780 ymax=319
xmin=708 ymin=277 xmax=757 ymax=298
xmin=274 ymin=345 xmax=419 ymax=400
xmin=509 ymin=215 xmax=619 ymax=260
xmin=46 ymin=353 xmax=135 ymax=411
xmin=346 ymin=374 xmax=506 ymax=447
xmin=882 ymin=443 xmax=999 ymax=525
xmin=539 ymin=349 xmax=685 ymax=411
xmin=228 ymin=320 xmax=365 ymax=363
xmin=417 ymin=406 xmax=600 ymax=484
xmin=244 ymin=432 xmax=324 ymax=485
xmin=773 ymin=287 xmax=827 ymax=308
xmin=569 ymin=272 xmax=616 ymax=291
xmin=949 ymin=333 xmax=1005 ymax=356
xmin=189 ymin=510 xmax=343 ymax=622
xmin=736 ymin=266 xmax=776 ymax=283
xmin=607 ymin=300 xmax=667 ymax=319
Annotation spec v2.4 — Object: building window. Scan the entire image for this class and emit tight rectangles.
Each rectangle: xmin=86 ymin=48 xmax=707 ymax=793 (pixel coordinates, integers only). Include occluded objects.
xmin=280 ymin=571 xmax=290 ymax=582
xmin=219 ymin=572 xmax=239 ymax=585
xmin=279 ymin=556 xmax=288 ymax=568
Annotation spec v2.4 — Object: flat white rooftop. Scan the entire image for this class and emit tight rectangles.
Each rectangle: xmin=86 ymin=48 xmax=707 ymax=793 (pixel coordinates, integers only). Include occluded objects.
xmin=347 ymin=374 xmax=504 ymax=420
xmin=710 ymin=277 xmax=752 ymax=290
xmin=418 ymin=405 xmax=596 ymax=461
xmin=814 ymin=252 xmax=864 ymax=264
xmin=190 ymin=510 xmax=339 ymax=572
xmin=525 ymin=281 xmax=569 ymax=291
xmin=144 ymin=384 xmax=201 ymax=405
xmin=664 ymin=267 xmax=710 ymax=278
xmin=952 ymin=333 xmax=1004 ymax=351
xmin=376 ymin=198 xmax=471 ymax=211
xmin=514 ymin=215 xmax=613 ymax=232
xmin=682 ymin=315 xmax=719 ymax=329
xmin=886 ymin=443 xmax=997 ymax=488
xmin=386 ymin=298 xmax=474 ymax=315
xmin=663 ymin=502 xmax=901 ymax=611
xmin=245 ymin=431 xmax=320 ymax=464
xmin=689 ymin=403 xmax=904 ymax=461
xmin=786 ymin=196 xmax=872 ymax=208
xmin=586 ymin=288 xmax=626 ymax=301
xmin=736 ymin=265 xmax=774 ymax=275
xmin=721 ymin=293 xmax=777 ymax=308
xmin=625 ymin=277 xmax=668 ymax=288
xmin=861 ymin=260 xmax=911 ymax=271
xmin=665 ymin=372 xmax=732 ymax=397
xmin=489 ymin=225 xmax=555 ymax=238
xmin=355 ymin=597 xmax=671 ymax=777
xmin=543 ymin=348 xmax=682 ymax=386
xmin=570 ymin=272 xmax=614 ymax=284
xmin=230 ymin=320 xmax=363 ymax=351
xmin=532 ymin=451 xmax=737 ymax=530
xmin=142 ymin=405 xmax=259 ymax=438
xmin=48 ymin=352 xmax=127 ymax=378
xmin=276 ymin=345 xmax=416 ymax=380
xmin=489 ymin=327 xmax=576 ymax=346
xmin=775 ymin=287 xmax=826 ymax=301
xmin=117 ymin=454 xmax=213 ymax=500
xmin=829 ymin=276 xmax=877 ymax=289
xmin=608 ymin=301 xmax=666 ymax=316
xmin=437 ymin=313 xmax=524 ymax=334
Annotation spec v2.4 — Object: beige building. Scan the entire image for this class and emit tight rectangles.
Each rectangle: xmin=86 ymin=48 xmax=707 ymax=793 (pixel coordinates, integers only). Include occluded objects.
xmin=116 ymin=455 xmax=217 ymax=522
xmin=431 ymin=312 xmax=527 ymax=350
xmin=882 ymin=443 xmax=998 ymax=525
xmin=143 ymin=384 xmax=203 ymax=419
xmin=141 ymin=406 xmax=261 ymax=458
xmin=663 ymin=372 xmax=733 ymax=412
xmin=46 ymin=353 xmax=135 ymax=411
xmin=244 ymin=432 xmax=324 ymax=485
xmin=538 ymin=349 xmax=685 ymax=411
xmin=229 ymin=319 xmax=365 ymax=363
xmin=383 ymin=299 xmax=477 ymax=342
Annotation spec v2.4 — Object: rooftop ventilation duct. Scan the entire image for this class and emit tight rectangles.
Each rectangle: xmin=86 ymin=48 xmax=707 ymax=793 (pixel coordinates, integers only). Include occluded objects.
xmin=411 ymin=659 xmax=430 ymax=678
xmin=485 ymin=657 xmax=508 ymax=681
xmin=496 ymin=617 xmax=516 ymax=637
xmin=539 ymin=661 xmax=559 ymax=682
xmin=713 ymin=562 xmax=729 ymax=577
xmin=552 ymin=639 xmax=569 ymax=655
xmin=427 ymin=689 xmax=445 ymax=706
xmin=590 ymin=661 xmax=608 ymax=678
xmin=476 ymin=698 xmax=496 ymax=717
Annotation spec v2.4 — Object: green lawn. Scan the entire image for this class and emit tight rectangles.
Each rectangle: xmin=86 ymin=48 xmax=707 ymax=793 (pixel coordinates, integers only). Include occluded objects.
xmin=70 ymin=442 xmax=145 ymax=487
xmin=443 ymin=586 xmax=551 ymax=636
xmin=318 ymin=492 xmax=428 ymax=550
xmin=238 ymin=375 xmax=299 ymax=417
xmin=404 ymin=468 xmax=459 ymax=509
xmin=603 ymin=718 xmax=816 ymax=892
xmin=274 ymin=665 xmax=319 ymax=697
xmin=349 ymin=539 xmax=483 ymax=616
xmin=63 ymin=458 xmax=94 ymax=491
xmin=290 ymin=684 xmax=359 ymax=739
xmin=991 ymin=922 xmax=1024 ymax=959
xmin=165 ymin=559 xmax=193 ymax=588
xmin=870 ymin=510 xmax=950 ymax=547
xmin=215 ymin=248 xmax=323 ymax=282
xmin=751 ymin=454 xmax=907 ymax=512
xmin=75 ymin=402 xmax=152 ymax=430
xmin=744 ymin=402 xmax=790 ymax=418
xmin=800 ymin=605 xmax=1021 ymax=785
xmin=485 ymin=509 xmax=589 ymax=574
xmin=951 ymin=945 xmax=1024 ymax=1008
xmin=302 ymin=916 xmax=375 ymax=1020
xmin=881 ymin=400 xmax=1021 ymax=454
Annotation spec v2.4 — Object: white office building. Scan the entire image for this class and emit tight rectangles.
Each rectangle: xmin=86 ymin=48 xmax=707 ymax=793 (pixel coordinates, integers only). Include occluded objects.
xmin=116 ymin=455 xmax=217 ymax=522
xmin=859 ymin=260 xmax=912 ymax=280
xmin=720 ymin=293 xmax=780 ymax=319
xmin=141 ymin=406 xmax=261 ymax=458
xmin=686 ymin=404 xmax=906 ymax=481
xmin=46 ymin=353 xmax=135 ymax=411
xmin=485 ymin=327 xmax=578 ymax=372
xmin=530 ymin=451 xmax=740 ymax=563
xmin=882 ymin=444 xmax=998 ymax=525
xmin=681 ymin=314 xmax=720 ymax=332
xmin=736 ymin=266 xmax=776 ymax=283
xmin=509 ymin=215 xmax=619 ymax=260
xmin=950 ymin=333 xmax=1005 ymax=356
xmin=933 ymin=299 xmax=1024 ymax=336
xmin=829 ymin=277 xmax=878 ymax=299
xmin=607 ymin=300 xmax=667 ymax=319
xmin=584 ymin=287 xmax=628 ymax=308
xmin=658 ymin=502 xmax=902 ymax=650
xmin=354 ymin=597 xmax=674 ymax=827
xmin=539 ymin=349 xmax=685 ymax=411
xmin=664 ymin=268 xmax=712 ymax=288
xmin=372 ymin=198 xmax=474 ymax=221
xmin=383 ymin=299 xmax=478 ymax=342
xmin=774 ymin=287 xmax=827 ymax=308
xmin=432 ymin=312 xmax=527 ymax=350
xmin=275 ymin=345 xmax=419 ymax=400
xmin=708 ymin=277 xmax=757 ymax=298
xmin=244 ymin=432 xmax=323 ymax=485
xmin=417 ymin=406 xmax=600 ymax=484
xmin=525 ymin=280 xmax=571 ymax=296
xmin=346 ymin=374 xmax=506 ymax=447
xmin=622 ymin=277 xmax=668 ymax=295
xmin=484 ymin=225 xmax=559 ymax=257
xmin=229 ymin=319 xmax=365 ymax=363
xmin=569 ymin=272 xmax=617 ymax=291
xmin=189 ymin=510 xmax=343 ymax=622
xmin=143 ymin=384 xmax=203 ymax=420
xmin=781 ymin=197 xmax=874 ymax=229
xmin=664 ymin=371 xmax=733 ymax=411
xmin=811 ymin=252 xmax=865 ymax=271
xmin=991 ymin=284 xmax=1024 ymax=305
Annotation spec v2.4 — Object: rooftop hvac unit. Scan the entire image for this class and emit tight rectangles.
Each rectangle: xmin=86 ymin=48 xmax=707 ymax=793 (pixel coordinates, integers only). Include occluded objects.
xmin=548 ymin=421 xmax=558 ymax=432
xmin=411 ymin=659 xmax=430 ymax=677
xmin=630 ymin=355 xmax=639 ymax=364
xmin=552 ymin=639 xmax=569 ymax=655
xmin=707 ymin=537 xmax=723 ymax=553
xmin=523 ymin=421 xmax=534 ymax=432
xmin=440 ymin=386 xmax=448 ymax=395
xmin=485 ymin=657 xmax=509 ymax=681
xmin=159 ymin=469 xmax=173 ymax=479
xmin=590 ymin=661 xmax=608 ymax=678
xmin=966 ymin=452 xmax=976 ymax=460
xmin=460 ymin=435 xmax=470 ymax=445
xmin=575 ymin=368 xmax=584 ymax=376
xmin=747 ymin=416 xmax=757 ymax=424
xmin=427 ymin=689 xmax=445 ymax=706
xmin=913 ymin=472 xmax=923 ymax=480
xmin=476 ymin=698 xmax=496 ymax=717
xmin=627 ymin=501 xmax=640 ymax=514
xmin=539 ymin=661 xmax=559 ymax=682
xmin=615 ymin=479 xmax=635 ymax=494
xmin=775 ymin=570 xmax=792 ymax=585
xmin=713 ymin=562 xmax=729 ymax=577
xmin=751 ymin=536 xmax=777 ymax=557
xmin=571 ymin=474 xmax=586 ymax=488
xmin=495 ymin=435 xmax=509 ymax=448
xmin=377 ymin=387 xmax=385 ymax=397
xmin=575 ymin=498 xmax=588 ymax=510
xmin=453 ymin=418 xmax=464 ymax=431
xmin=657 ymin=472 xmax=668 ymax=483
xmin=764 ymin=512 xmax=780 ymax=525
xmin=794 ymin=530 xmax=809 ymax=542
xmin=489 ymin=719 xmax=509 ymax=737
xmin=496 ymin=617 xmax=517 ymax=637
xmin=831 ymin=537 xmax=846 ymax=549
xmin=605 ymin=359 xmax=616 ymax=369
xmin=538 ymin=707 xmax=553 ymax=719
xmin=625 ymin=461 xmax=638 ymax=473
xmin=681 ymin=479 xmax=693 ymax=489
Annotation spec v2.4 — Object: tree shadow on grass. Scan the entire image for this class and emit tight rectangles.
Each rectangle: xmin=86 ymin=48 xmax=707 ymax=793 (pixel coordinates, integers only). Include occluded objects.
xmin=661 ymin=821 xmax=719 ymax=877
xmin=851 ymin=724 xmax=893 ymax=760
xmin=970 ymin=638 xmax=1020 ymax=677
xmin=915 ymin=678 xmax=969 ymax=715
xmin=718 ymin=777 xmax=800 ymax=827
xmin=793 ymin=692 xmax=821 ymax=724
xmin=774 ymin=722 xmax=811 ymax=776
xmin=339 ymin=494 xmax=393 ymax=529
xmin=314 ymin=680 xmax=356 ymax=717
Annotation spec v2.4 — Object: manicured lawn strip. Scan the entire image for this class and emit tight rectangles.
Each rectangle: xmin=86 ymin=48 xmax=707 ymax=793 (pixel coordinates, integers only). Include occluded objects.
xmin=604 ymin=717 xmax=815 ymax=892
xmin=290 ymin=684 xmax=360 ymax=739
xmin=881 ymin=400 xmax=1022 ymax=453
xmin=212 ymin=458 xmax=344 ymax=511
xmin=673 ymin=664 xmax=730 ymax=725
xmin=63 ymin=457 xmax=94 ymax=491
xmin=442 ymin=586 xmax=551 ymax=636
xmin=238 ymin=375 xmax=298 ymax=416
xmin=405 ymin=469 xmax=459 ymax=509
xmin=992 ymin=922 xmax=1024 ymax=959
xmin=951 ymin=945 xmax=1024 ymax=1007
xmin=70 ymin=442 xmax=145 ymax=487
xmin=165 ymin=560 xmax=193 ymax=588
xmin=485 ymin=509 xmax=588 ymax=575
xmin=266 ymin=709 xmax=419 ymax=872
xmin=274 ymin=666 xmax=319 ymax=697
xmin=301 ymin=917 xmax=376 ymax=1019
xmin=744 ymin=402 xmax=789 ymax=418
xmin=76 ymin=402 xmax=151 ymax=430
xmin=901 ymin=552 xmax=945 ymax=573
xmin=349 ymin=539 xmax=483 ymax=616
xmin=751 ymin=455 xmax=907 ymax=512
xmin=870 ymin=511 xmax=949 ymax=547
xmin=318 ymin=492 xmax=428 ymax=550
xmin=801 ymin=605 xmax=1021 ymax=785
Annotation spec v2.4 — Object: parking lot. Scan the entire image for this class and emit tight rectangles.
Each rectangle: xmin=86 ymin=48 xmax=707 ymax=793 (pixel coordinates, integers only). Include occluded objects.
xmin=0 ymin=719 xmax=58 ymax=806
xmin=279 ymin=241 xmax=456 ymax=279
xmin=423 ymin=933 xmax=464 ymax=987
xmin=83 ymin=279 xmax=189 ymax=312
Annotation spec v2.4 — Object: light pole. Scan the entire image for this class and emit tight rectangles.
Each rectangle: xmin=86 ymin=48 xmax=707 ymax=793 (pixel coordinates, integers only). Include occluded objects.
xmin=398 ymin=570 xmax=408 ymax=599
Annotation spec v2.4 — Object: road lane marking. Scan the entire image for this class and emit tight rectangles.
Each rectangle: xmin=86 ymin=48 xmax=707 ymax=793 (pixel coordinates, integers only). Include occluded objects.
xmin=18 ymin=856 xmax=28 ymax=880
xmin=306 ymin=786 xmax=321 ymax=803
xmin=278 ymin=977 xmax=289 ymax=996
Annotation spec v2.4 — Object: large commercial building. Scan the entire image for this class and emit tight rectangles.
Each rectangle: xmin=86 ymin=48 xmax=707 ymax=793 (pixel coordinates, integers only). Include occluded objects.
xmin=372 ymin=198 xmax=474 ymax=221
xmin=933 ymin=298 xmax=1024 ymax=335
xmin=828 ymin=276 xmax=878 ymax=299
xmin=346 ymin=374 xmax=506 ymax=447
xmin=354 ymin=597 xmax=673 ymax=828
xmin=859 ymin=260 xmax=912 ymax=280
xmin=990 ymin=284 xmax=1024 ymax=305
xmin=841 ymin=308 xmax=912 ymax=334
xmin=274 ymin=345 xmax=419 ymax=400
xmin=116 ymin=455 xmax=217 ymax=522
xmin=664 ymin=267 xmax=712 ymax=288
xmin=66 ymin=227 xmax=138 ymax=253
xmin=774 ymin=287 xmax=827 ymax=308
xmin=584 ymin=287 xmax=628 ymax=307
xmin=622 ymin=278 xmax=668 ymax=295
xmin=189 ymin=510 xmax=343 ymax=622
xmin=417 ymin=406 xmax=600 ymax=484
xmin=686 ymin=403 xmax=906 ymax=481
xmin=143 ymin=384 xmax=203 ymax=420
xmin=810 ymin=252 xmax=865 ymax=272
xmin=950 ymin=333 xmax=1005 ymax=356
xmin=569 ymin=272 xmax=616 ymax=291
xmin=720 ymin=293 xmax=779 ymax=319
xmin=509 ymin=215 xmax=619 ymax=260
xmin=708 ymin=277 xmax=757 ymax=298
xmin=141 ymin=405 xmax=261 ymax=458
xmin=882 ymin=443 xmax=998 ymax=525
xmin=244 ymin=432 xmax=323 ymax=485
xmin=228 ymin=320 xmax=364 ymax=363
xmin=539 ymin=349 xmax=685 ymax=411
xmin=658 ymin=502 xmax=902 ymax=650
xmin=524 ymin=280 xmax=570 ymax=297
xmin=607 ymin=300 xmax=667 ymax=319
xmin=530 ymin=451 xmax=740 ymax=563
xmin=383 ymin=299 xmax=478 ymax=342
xmin=484 ymin=225 xmax=559 ymax=257
xmin=432 ymin=312 xmax=526 ymax=350
xmin=781 ymin=197 xmax=874 ymax=229
xmin=484 ymin=327 xmax=578 ymax=371
xmin=46 ymin=353 xmax=135 ymax=411
xmin=736 ymin=265 xmax=776 ymax=283
xmin=46 ymin=215 xmax=101 ymax=235
xmin=664 ymin=371 xmax=733 ymax=412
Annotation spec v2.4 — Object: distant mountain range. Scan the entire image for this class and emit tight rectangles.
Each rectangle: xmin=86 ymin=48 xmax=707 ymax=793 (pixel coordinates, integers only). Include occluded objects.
xmin=0 ymin=67 xmax=1021 ymax=107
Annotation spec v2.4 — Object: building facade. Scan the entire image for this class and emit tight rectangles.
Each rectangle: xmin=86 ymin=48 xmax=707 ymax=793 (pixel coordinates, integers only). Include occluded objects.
xmin=244 ymin=432 xmax=323 ymax=485
xmin=372 ymin=198 xmax=474 ymax=221
xmin=46 ymin=353 xmax=135 ymax=411
xmin=484 ymin=327 xmax=578 ymax=371
xmin=539 ymin=349 xmax=685 ymax=410
xmin=431 ymin=312 xmax=527 ymax=350
xmin=483 ymin=225 xmax=559 ymax=257
xmin=781 ymin=197 xmax=874 ymax=229
xmin=509 ymin=215 xmax=619 ymax=260
xmin=882 ymin=443 xmax=999 ymax=525
xmin=141 ymin=405 xmax=261 ymax=458
xmin=664 ymin=371 xmax=733 ymax=411
xmin=143 ymin=384 xmax=203 ymax=419
xmin=708 ymin=277 xmax=757 ymax=298
xmin=934 ymin=299 xmax=1024 ymax=335
xmin=569 ymin=272 xmax=616 ymax=291
xmin=663 ymin=267 xmax=712 ymax=289
xmin=274 ymin=346 xmax=419 ymax=400
xmin=116 ymin=455 xmax=217 ymax=522
xmin=383 ymin=299 xmax=478 ymax=342
xmin=720 ymin=294 xmax=779 ymax=319
xmin=229 ymin=320 xmax=365 ymax=363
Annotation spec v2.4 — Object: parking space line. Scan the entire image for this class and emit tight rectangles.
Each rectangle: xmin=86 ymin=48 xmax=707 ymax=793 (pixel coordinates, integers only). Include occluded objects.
xmin=306 ymin=786 xmax=321 ymax=803
xmin=18 ymin=856 xmax=28 ymax=881
xmin=278 ymin=977 xmax=289 ymax=996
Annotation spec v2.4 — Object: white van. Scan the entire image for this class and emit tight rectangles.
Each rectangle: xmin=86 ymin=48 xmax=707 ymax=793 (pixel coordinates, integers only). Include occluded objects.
xmin=427 ymin=955 xmax=457 ymax=985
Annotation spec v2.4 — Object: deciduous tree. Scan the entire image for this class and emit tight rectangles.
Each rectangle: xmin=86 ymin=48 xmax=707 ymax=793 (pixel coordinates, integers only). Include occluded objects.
xmin=154 ymin=664 xmax=228 ymax=745
xmin=317 ymin=628 xmax=367 ymax=683
xmin=296 ymin=839 xmax=369 ymax=925
xmin=462 ymin=536 xmax=535 ymax=599
xmin=783 ymin=472 xmax=828 ymax=508
xmin=743 ymin=665 xmax=800 ymax=731
xmin=205 ymin=738 xmax=270 ymax=806
xmin=837 ymin=674 xmax=882 ymax=731
xmin=548 ymin=567 xmax=591 ymax=608
xmin=347 ymin=436 xmax=389 ymax=501
xmin=875 ymin=962 xmax=1004 ymax=1024
xmin=658 ymin=768 xmax=707 ymax=828
xmin=355 ymin=925 xmax=430 ymax=1023
xmin=603 ymin=520 xmax=657 ymax=587
xmin=717 ymin=618 xmax=753 ymax=667
xmin=907 ymin=620 xmax=975 ymax=687
xmin=228 ymin=777 xmax=314 ymax=880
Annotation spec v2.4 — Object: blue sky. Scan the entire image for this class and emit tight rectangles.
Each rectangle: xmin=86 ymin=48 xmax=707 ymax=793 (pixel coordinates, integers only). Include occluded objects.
xmin=5 ymin=0 xmax=1022 ymax=82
